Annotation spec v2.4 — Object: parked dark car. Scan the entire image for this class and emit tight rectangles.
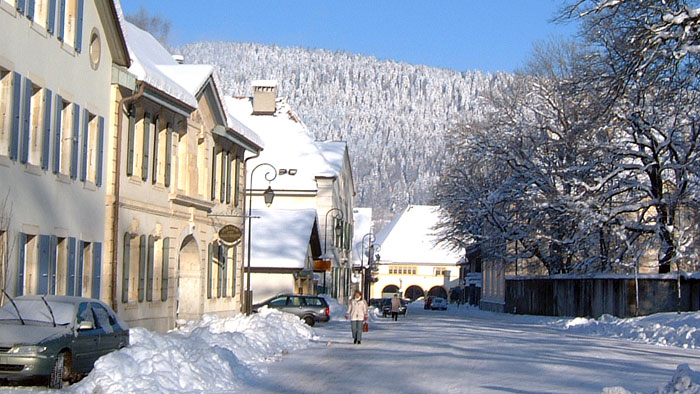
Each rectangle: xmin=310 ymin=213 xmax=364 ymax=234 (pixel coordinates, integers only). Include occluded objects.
xmin=381 ymin=297 xmax=407 ymax=317
xmin=0 ymin=295 xmax=129 ymax=388
xmin=252 ymin=294 xmax=330 ymax=326
xmin=369 ymin=298 xmax=384 ymax=309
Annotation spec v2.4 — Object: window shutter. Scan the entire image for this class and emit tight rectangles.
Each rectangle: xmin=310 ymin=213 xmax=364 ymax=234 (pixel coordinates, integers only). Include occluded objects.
xmin=233 ymin=157 xmax=240 ymax=207
xmin=41 ymin=89 xmax=52 ymax=170
xmin=142 ymin=114 xmax=150 ymax=181
xmin=76 ymin=241 xmax=84 ymax=296
xmin=16 ymin=233 xmax=26 ymax=296
xmin=226 ymin=153 xmax=232 ymax=204
xmin=220 ymin=151 xmax=226 ymax=203
xmin=57 ymin=0 xmax=65 ymax=41
xmin=216 ymin=245 xmax=223 ymax=298
xmin=146 ymin=235 xmax=154 ymax=302
xmin=138 ymin=235 xmax=146 ymax=302
xmin=211 ymin=148 xmax=217 ymax=200
xmin=49 ymin=235 xmax=57 ymax=295
xmin=75 ymin=0 xmax=84 ymax=52
xmin=152 ymin=117 xmax=159 ymax=184
xmin=220 ymin=246 xmax=227 ymax=298
xmin=80 ymin=109 xmax=89 ymax=181
xmin=126 ymin=106 xmax=135 ymax=176
xmin=161 ymin=238 xmax=169 ymax=301
xmin=122 ymin=233 xmax=130 ymax=303
xmin=231 ymin=245 xmax=237 ymax=296
xmin=96 ymin=116 xmax=104 ymax=186
xmin=38 ymin=235 xmax=50 ymax=294
xmin=47 ymin=0 xmax=56 ymax=34
xmin=16 ymin=0 xmax=25 ymax=14
xmin=66 ymin=237 xmax=76 ymax=296
xmin=10 ymin=73 xmax=22 ymax=161
xmin=26 ymin=0 xmax=34 ymax=19
xmin=70 ymin=104 xmax=80 ymax=179
xmin=207 ymin=242 xmax=213 ymax=299
xmin=52 ymin=94 xmax=62 ymax=173
xmin=164 ymin=123 xmax=172 ymax=187
xmin=20 ymin=77 xmax=32 ymax=164
xmin=92 ymin=242 xmax=102 ymax=299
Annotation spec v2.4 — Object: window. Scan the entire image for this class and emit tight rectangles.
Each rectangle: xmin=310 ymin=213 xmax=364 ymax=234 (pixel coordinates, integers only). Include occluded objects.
xmin=210 ymin=146 xmax=217 ymax=200
xmin=434 ymin=267 xmax=449 ymax=276
xmin=269 ymin=297 xmax=286 ymax=307
xmin=220 ymin=150 xmax=228 ymax=203
xmin=122 ymin=233 xmax=143 ymax=302
xmin=0 ymin=68 xmax=12 ymax=157
xmin=197 ymin=138 xmax=207 ymax=195
xmin=91 ymin=303 xmax=112 ymax=331
xmin=389 ymin=266 xmax=417 ymax=275
xmin=61 ymin=0 xmax=79 ymax=48
xmin=176 ymin=132 xmax=187 ymax=191
xmin=55 ymin=100 xmax=74 ymax=175
xmin=141 ymin=113 xmax=152 ymax=181
xmin=88 ymin=30 xmax=101 ymax=70
xmin=164 ymin=123 xmax=172 ymax=188
xmin=54 ymin=237 xmax=67 ymax=295
xmin=77 ymin=241 xmax=93 ymax=297
xmin=151 ymin=116 xmax=160 ymax=184
xmin=16 ymin=233 xmax=38 ymax=296
xmin=232 ymin=153 xmax=240 ymax=207
xmin=31 ymin=0 xmax=49 ymax=28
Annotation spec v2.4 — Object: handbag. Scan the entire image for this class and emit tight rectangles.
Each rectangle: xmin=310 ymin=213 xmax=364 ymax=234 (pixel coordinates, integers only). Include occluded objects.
xmin=363 ymin=321 xmax=369 ymax=332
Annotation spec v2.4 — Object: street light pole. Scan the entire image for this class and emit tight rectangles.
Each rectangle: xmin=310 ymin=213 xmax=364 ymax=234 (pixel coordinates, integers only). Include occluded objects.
xmin=245 ymin=162 xmax=277 ymax=316
xmin=361 ymin=232 xmax=375 ymax=300
xmin=324 ymin=208 xmax=344 ymax=256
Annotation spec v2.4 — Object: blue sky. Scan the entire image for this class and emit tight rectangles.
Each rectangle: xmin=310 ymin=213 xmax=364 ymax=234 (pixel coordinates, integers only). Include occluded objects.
xmin=119 ymin=1 xmax=578 ymax=73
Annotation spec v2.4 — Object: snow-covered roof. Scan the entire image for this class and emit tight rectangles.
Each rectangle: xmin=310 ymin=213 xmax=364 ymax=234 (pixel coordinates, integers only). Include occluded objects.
xmin=316 ymin=141 xmax=347 ymax=177
xmin=248 ymin=209 xmax=318 ymax=270
xmin=352 ymin=208 xmax=373 ymax=267
xmin=375 ymin=205 xmax=462 ymax=265
xmin=224 ymin=96 xmax=341 ymax=191
xmin=123 ymin=22 xmax=197 ymax=108
xmin=157 ymin=64 xmax=214 ymax=97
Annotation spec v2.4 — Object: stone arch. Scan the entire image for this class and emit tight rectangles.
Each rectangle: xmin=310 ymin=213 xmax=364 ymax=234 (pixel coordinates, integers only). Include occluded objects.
xmin=428 ymin=286 xmax=447 ymax=299
xmin=404 ymin=285 xmax=424 ymax=301
xmin=177 ymin=234 xmax=203 ymax=321
xmin=381 ymin=284 xmax=399 ymax=296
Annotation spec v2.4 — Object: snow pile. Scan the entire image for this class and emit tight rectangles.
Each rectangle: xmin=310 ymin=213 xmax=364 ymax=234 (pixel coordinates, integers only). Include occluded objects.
xmin=321 ymin=294 xmax=347 ymax=321
xmin=555 ymin=312 xmax=700 ymax=349
xmin=69 ymin=309 xmax=314 ymax=394
xmin=604 ymin=364 xmax=700 ymax=394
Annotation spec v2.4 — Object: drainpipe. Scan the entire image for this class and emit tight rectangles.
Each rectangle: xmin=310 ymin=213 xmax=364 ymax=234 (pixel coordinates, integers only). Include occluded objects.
xmin=111 ymin=83 xmax=145 ymax=312
xmin=240 ymin=151 xmax=260 ymax=313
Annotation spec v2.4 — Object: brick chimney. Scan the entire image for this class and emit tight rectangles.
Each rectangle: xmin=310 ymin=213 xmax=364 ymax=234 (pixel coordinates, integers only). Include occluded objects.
xmin=252 ymin=80 xmax=278 ymax=115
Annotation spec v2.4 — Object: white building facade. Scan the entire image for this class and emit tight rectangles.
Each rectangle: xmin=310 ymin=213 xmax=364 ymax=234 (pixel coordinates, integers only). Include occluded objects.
xmin=0 ymin=0 xmax=129 ymax=299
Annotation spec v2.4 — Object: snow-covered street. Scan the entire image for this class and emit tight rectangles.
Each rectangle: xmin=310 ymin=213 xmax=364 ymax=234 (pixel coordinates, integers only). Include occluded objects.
xmin=239 ymin=303 xmax=700 ymax=394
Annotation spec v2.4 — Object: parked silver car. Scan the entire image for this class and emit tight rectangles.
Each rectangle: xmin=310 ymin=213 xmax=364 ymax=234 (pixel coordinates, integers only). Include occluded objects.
xmin=252 ymin=294 xmax=330 ymax=326
xmin=0 ymin=294 xmax=129 ymax=388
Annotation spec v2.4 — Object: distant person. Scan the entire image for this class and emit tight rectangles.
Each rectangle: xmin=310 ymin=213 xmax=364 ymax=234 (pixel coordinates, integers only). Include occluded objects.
xmin=346 ymin=290 xmax=369 ymax=344
xmin=390 ymin=294 xmax=401 ymax=321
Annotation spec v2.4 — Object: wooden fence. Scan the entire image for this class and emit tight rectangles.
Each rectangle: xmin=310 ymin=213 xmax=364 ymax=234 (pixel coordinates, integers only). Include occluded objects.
xmin=505 ymin=276 xmax=700 ymax=318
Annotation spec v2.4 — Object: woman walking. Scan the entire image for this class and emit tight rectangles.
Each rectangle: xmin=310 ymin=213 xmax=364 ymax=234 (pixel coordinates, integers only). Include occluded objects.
xmin=390 ymin=293 xmax=401 ymax=321
xmin=346 ymin=290 xmax=369 ymax=344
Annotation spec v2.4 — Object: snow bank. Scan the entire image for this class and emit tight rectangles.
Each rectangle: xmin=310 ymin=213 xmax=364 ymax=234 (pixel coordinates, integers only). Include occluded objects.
xmin=555 ymin=312 xmax=700 ymax=349
xmin=68 ymin=309 xmax=314 ymax=394
xmin=604 ymin=364 xmax=700 ymax=394
xmin=321 ymin=294 xmax=347 ymax=320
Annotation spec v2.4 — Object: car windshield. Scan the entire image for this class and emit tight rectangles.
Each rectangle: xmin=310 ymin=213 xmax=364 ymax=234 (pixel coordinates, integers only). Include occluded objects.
xmin=0 ymin=299 xmax=74 ymax=325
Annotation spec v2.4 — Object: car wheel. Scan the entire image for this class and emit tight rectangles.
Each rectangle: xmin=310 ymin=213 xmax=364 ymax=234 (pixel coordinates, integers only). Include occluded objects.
xmin=303 ymin=316 xmax=315 ymax=326
xmin=49 ymin=351 xmax=71 ymax=388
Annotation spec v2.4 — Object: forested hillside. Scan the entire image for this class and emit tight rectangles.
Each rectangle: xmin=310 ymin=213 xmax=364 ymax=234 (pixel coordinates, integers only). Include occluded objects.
xmin=179 ymin=42 xmax=508 ymax=224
